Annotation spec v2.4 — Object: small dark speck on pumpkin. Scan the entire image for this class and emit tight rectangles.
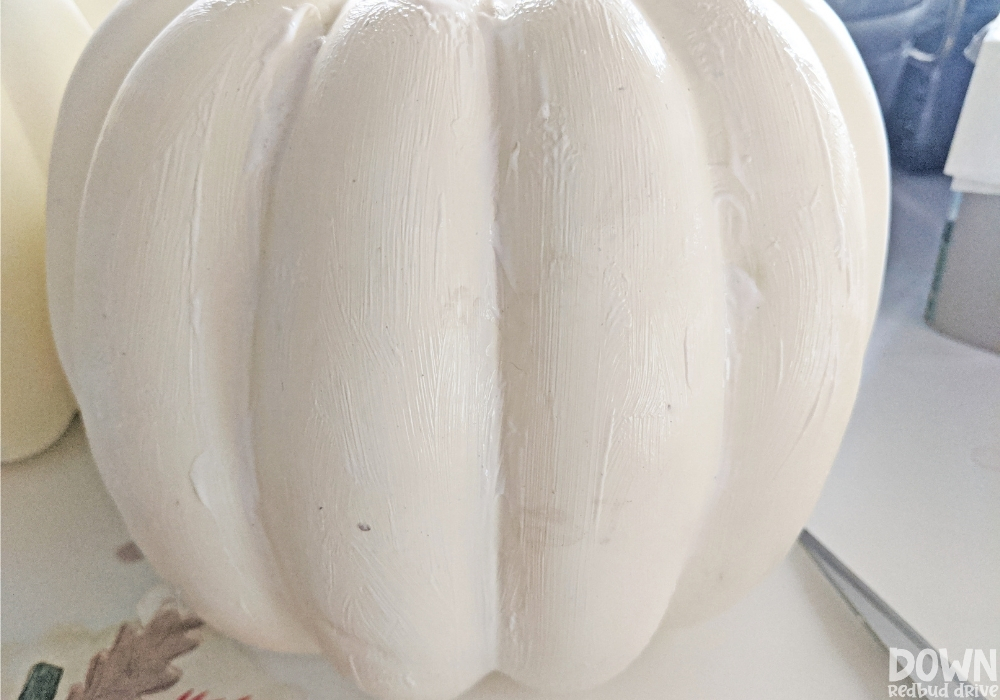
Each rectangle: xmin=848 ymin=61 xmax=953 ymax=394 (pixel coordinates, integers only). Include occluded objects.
xmin=358 ymin=523 xmax=371 ymax=532
xmin=116 ymin=541 xmax=144 ymax=563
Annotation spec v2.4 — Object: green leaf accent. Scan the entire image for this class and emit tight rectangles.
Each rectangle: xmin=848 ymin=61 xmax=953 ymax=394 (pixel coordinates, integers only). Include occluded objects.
xmin=18 ymin=663 xmax=63 ymax=700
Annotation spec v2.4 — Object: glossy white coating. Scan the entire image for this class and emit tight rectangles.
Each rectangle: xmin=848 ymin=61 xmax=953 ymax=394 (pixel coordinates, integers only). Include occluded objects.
xmin=47 ymin=0 xmax=888 ymax=697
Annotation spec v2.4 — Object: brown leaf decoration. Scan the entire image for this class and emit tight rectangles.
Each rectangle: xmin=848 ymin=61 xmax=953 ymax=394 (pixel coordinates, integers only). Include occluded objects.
xmin=176 ymin=691 xmax=251 ymax=700
xmin=66 ymin=605 xmax=204 ymax=700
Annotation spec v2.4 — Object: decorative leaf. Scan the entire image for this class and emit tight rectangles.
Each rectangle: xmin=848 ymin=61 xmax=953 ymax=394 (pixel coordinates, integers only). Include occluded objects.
xmin=65 ymin=605 xmax=204 ymax=700
xmin=176 ymin=691 xmax=251 ymax=700
xmin=18 ymin=663 xmax=63 ymax=700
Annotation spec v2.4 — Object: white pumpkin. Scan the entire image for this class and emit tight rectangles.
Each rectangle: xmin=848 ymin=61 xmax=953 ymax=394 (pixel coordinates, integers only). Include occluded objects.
xmin=0 ymin=0 xmax=118 ymax=462
xmin=47 ymin=0 xmax=888 ymax=696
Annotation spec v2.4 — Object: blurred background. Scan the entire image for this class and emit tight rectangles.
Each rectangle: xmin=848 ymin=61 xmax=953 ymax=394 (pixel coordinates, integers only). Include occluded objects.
xmin=830 ymin=0 xmax=998 ymax=173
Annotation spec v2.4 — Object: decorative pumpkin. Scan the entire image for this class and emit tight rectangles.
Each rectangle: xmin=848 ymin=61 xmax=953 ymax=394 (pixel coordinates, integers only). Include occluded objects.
xmin=47 ymin=0 xmax=888 ymax=696
xmin=0 ymin=0 xmax=118 ymax=461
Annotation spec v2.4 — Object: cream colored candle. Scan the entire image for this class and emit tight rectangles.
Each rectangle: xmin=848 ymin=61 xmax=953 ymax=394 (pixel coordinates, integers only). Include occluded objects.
xmin=1 ymin=0 xmax=118 ymax=462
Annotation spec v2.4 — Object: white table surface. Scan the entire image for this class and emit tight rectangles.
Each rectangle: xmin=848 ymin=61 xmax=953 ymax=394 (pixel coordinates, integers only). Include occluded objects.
xmin=3 ymin=171 xmax=996 ymax=699
xmin=809 ymin=170 xmax=1000 ymax=655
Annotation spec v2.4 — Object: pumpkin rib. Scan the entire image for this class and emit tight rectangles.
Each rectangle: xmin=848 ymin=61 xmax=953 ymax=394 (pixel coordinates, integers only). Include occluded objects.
xmin=490 ymin=0 xmax=724 ymax=688
xmin=255 ymin=1 xmax=501 ymax=695
xmin=638 ymin=0 xmax=884 ymax=627
xmin=48 ymin=0 xmax=196 ymax=387
xmin=62 ymin=0 xmax=333 ymax=655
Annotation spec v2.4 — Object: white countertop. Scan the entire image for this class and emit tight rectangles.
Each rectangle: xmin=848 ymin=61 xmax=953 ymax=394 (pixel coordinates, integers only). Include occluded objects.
xmin=3 ymin=171 xmax=996 ymax=699
xmin=809 ymin=170 xmax=1000 ymax=656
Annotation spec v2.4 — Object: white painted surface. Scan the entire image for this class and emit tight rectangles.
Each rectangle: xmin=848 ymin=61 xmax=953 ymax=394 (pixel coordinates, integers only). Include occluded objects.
xmin=2 ymin=418 xmax=890 ymax=699
xmin=45 ymin=0 xmax=886 ymax=695
xmin=6 ymin=171 xmax=990 ymax=698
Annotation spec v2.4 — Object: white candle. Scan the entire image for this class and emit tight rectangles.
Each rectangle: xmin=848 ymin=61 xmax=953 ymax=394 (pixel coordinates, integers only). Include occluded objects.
xmin=1 ymin=0 xmax=119 ymax=462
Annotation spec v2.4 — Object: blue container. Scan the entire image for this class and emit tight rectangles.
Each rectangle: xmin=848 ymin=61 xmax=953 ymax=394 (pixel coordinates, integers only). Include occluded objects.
xmin=831 ymin=0 xmax=1000 ymax=172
